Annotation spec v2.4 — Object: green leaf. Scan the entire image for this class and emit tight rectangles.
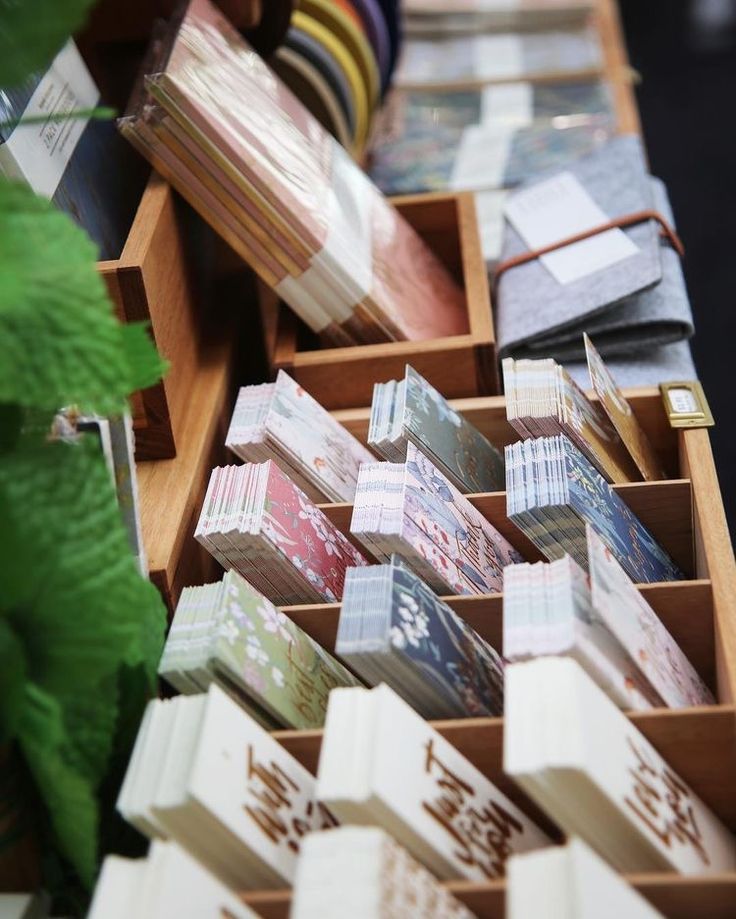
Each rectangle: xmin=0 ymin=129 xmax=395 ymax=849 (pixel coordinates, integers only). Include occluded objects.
xmin=0 ymin=0 xmax=98 ymax=88
xmin=0 ymin=180 xmax=167 ymax=415
xmin=17 ymin=684 xmax=99 ymax=886
xmin=0 ymin=437 xmax=167 ymax=695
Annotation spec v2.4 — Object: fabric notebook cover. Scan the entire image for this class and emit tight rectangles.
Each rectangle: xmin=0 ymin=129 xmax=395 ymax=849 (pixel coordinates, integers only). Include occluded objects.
xmin=496 ymin=135 xmax=666 ymax=359
xmin=522 ymin=178 xmax=694 ymax=361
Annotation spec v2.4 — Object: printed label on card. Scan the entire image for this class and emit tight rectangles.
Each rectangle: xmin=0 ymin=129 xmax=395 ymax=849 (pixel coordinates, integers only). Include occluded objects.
xmin=503 ymin=171 xmax=639 ymax=285
xmin=1 ymin=41 xmax=99 ymax=198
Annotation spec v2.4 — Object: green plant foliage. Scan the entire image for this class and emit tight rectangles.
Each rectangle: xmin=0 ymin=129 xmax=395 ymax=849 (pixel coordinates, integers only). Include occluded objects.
xmin=0 ymin=0 xmax=98 ymax=87
xmin=0 ymin=437 xmax=166 ymax=885
xmin=0 ymin=182 xmax=167 ymax=415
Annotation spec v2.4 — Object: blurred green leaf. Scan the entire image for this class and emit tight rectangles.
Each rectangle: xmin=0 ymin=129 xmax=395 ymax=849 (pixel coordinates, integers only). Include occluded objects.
xmin=0 ymin=0 xmax=98 ymax=88
xmin=0 ymin=181 xmax=167 ymax=415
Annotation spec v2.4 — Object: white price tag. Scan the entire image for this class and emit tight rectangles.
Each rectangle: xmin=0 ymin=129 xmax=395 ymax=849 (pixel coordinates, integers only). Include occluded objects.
xmin=503 ymin=171 xmax=639 ymax=285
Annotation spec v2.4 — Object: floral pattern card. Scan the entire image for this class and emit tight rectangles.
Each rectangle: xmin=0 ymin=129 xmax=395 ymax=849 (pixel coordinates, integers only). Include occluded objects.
xmin=261 ymin=460 xmax=369 ymax=601
xmin=370 ymin=364 xmax=505 ymax=493
xmin=584 ymin=334 xmax=666 ymax=481
xmin=563 ymin=437 xmax=684 ymax=583
xmin=336 ymin=558 xmax=504 ymax=718
xmin=195 ymin=462 xmax=369 ymax=606
xmin=160 ymin=570 xmax=361 ymax=730
xmin=587 ymin=526 xmax=713 ymax=708
xmin=404 ymin=443 xmax=524 ymax=590
xmin=506 ymin=435 xmax=684 ymax=584
xmin=226 ymin=370 xmax=375 ymax=503
xmin=502 ymin=556 xmax=660 ymax=712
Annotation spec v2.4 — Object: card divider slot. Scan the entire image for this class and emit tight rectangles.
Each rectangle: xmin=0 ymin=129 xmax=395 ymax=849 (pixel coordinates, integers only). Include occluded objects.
xmin=240 ymin=871 xmax=736 ymax=919
xmin=280 ymin=579 xmax=716 ymax=699
xmin=270 ymin=704 xmax=736 ymax=836
xmin=318 ymin=477 xmax=695 ymax=581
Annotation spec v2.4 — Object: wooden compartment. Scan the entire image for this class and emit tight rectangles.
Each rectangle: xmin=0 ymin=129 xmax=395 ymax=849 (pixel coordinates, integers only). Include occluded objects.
xmin=98 ymin=175 xmax=212 ymax=459
xmin=263 ymin=192 xmax=499 ymax=410
xmin=237 ymin=387 xmax=736 ymax=919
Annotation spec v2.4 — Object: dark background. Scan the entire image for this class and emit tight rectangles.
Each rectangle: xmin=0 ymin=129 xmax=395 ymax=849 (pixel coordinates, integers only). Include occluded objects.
xmin=619 ymin=0 xmax=736 ymax=536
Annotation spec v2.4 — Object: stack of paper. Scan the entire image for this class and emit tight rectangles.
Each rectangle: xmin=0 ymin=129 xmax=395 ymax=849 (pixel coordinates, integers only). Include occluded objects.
xmin=316 ymin=683 xmax=550 ymax=879
xmin=119 ymin=0 xmax=467 ymax=347
xmin=394 ymin=29 xmax=603 ymax=90
xmin=369 ymin=112 xmax=614 ymax=196
xmin=159 ymin=568 xmax=361 ymax=729
xmin=195 ymin=460 xmax=368 ymax=605
xmin=291 ymin=826 xmax=477 ymax=919
xmin=507 ymin=838 xmax=666 ymax=919
xmin=402 ymin=0 xmax=595 ymax=34
xmin=502 ymin=355 xmax=641 ymax=483
xmin=351 ymin=441 xmax=524 ymax=595
xmin=117 ymin=684 xmax=337 ymax=890
xmin=504 ymin=657 xmax=736 ymax=873
xmin=503 ymin=525 xmax=713 ymax=710
xmin=225 ymin=370 xmax=374 ymax=503
xmin=336 ymin=556 xmax=504 ymax=718
xmin=505 ymin=434 xmax=684 ymax=583
xmin=369 ymin=364 xmax=505 ymax=493
xmin=88 ymin=840 xmax=259 ymax=917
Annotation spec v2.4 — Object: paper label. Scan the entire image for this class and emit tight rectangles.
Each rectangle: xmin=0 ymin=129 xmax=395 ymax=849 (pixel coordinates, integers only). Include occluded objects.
xmin=503 ymin=171 xmax=639 ymax=285
xmin=449 ymin=124 xmax=514 ymax=191
xmin=474 ymin=188 xmax=509 ymax=264
xmin=480 ymin=83 xmax=533 ymax=125
xmin=473 ymin=34 xmax=524 ymax=80
xmin=275 ymin=144 xmax=373 ymax=329
xmin=1 ymin=40 xmax=99 ymax=198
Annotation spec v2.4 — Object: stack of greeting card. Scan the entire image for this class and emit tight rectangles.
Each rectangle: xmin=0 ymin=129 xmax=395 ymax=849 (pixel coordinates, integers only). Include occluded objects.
xmin=88 ymin=840 xmax=259 ymax=918
xmin=503 ymin=525 xmax=713 ymax=711
xmin=291 ymin=826 xmax=477 ymax=919
xmin=117 ymin=684 xmax=337 ymax=890
xmin=195 ymin=461 xmax=368 ymax=605
xmin=504 ymin=657 xmax=736 ymax=873
xmin=336 ymin=557 xmax=504 ymax=718
xmin=351 ymin=442 xmax=524 ymax=595
xmin=505 ymin=435 xmax=684 ymax=583
xmin=502 ymin=356 xmax=641 ymax=483
xmin=316 ymin=683 xmax=550 ymax=879
xmin=507 ymin=838 xmax=666 ymax=919
xmin=402 ymin=0 xmax=595 ymax=33
xmin=119 ymin=0 xmax=467 ymax=347
xmin=369 ymin=365 xmax=505 ymax=493
xmin=225 ymin=370 xmax=374 ymax=503
xmin=159 ymin=569 xmax=361 ymax=729
xmin=394 ymin=29 xmax=603 ymax=90
xmin=369 ymin=115 xmax=613 ymax=196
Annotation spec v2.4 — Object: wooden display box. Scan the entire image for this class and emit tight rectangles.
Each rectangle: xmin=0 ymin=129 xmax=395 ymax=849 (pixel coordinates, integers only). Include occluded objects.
xmin=262 ymin=192 xmax=499 ymax=410
xmin=239 ymin=387 xmax=736 ymax=919
xmin=98 ymin=175 xmax=210 ymax=459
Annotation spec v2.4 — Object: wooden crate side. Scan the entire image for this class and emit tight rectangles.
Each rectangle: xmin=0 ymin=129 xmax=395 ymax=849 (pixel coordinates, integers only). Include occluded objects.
xmin=680 ymin=428 xmax=736 ymax=704
xmin=242 ymin=875 xmax=736 ymax=919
